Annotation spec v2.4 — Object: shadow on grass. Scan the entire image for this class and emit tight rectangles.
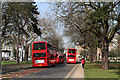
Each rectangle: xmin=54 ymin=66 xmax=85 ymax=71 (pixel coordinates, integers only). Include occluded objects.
xmin=109 ymin=67 xmax=120 ymax=69
xmin=110 ymin=69 xmax=120 ymax=75
xmin=95 ymin=62 xmax=120 ymax=75
xmin=115 ymin=71 xmax=120 ymax=75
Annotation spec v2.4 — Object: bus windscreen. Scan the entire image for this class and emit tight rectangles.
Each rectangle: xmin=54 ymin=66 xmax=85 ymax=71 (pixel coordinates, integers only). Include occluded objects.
xmin=33 ymin=43 xmax=46 ymax=50
xmin=68 ymin=49 xmax=75 ymax=53
xmin=33 ymin=53 xmax=46 ymax=57
xmin=68 ymin=55 xmax=75 ymax=58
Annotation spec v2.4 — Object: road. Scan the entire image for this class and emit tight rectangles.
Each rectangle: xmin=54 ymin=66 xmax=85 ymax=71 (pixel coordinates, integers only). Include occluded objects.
xmin=2 ymin=61 xmax=81 ymax=80
xmin=2 ymin=64 xmax=32 ymax=74
xmin=21 ymin=62 xmax=76 ymax=78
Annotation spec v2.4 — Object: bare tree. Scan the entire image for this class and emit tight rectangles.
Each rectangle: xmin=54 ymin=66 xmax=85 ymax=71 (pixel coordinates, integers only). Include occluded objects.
xmin=39 ymin=14 xmax=64 ymax=51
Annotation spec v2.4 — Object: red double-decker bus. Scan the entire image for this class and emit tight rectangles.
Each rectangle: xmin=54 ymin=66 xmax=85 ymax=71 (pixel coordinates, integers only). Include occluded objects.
xmin=67 ymin=48 xmax=76 ymax=63
xmin=56 ymin=53 xmax=65 ymax=64
xmin=59 ymin=54 xmax=65 ymax=64
xmin=32 ymin=41 xmax=57 ymax=67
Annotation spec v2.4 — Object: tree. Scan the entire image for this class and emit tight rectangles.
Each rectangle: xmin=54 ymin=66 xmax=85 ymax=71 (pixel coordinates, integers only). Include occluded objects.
xmin=53 ymin=2 xmax=120 ymax=69
xmin=86 ymin=2 xmax=120 ymax=69
xmin=53 ymin=2 xmax=100 ymax=63
xmin=80 ymin=49 xmax=87 ymax=58
xmin=24 ymin=26 xmax=39 ymax=61
xmin=39 ymin=14 xmax=65 ymax=51
xmin=0 ymin=1 xmax=2 ymax=69
xmin=2 ymin=2 xmax=41 ymax=63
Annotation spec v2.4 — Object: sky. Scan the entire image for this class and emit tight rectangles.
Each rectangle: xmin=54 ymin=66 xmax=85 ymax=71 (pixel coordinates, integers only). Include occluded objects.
xmin=35 ymin=2 xmax=76 ymax=49
xmin=35 ymin=2 xmax=51 ymax=18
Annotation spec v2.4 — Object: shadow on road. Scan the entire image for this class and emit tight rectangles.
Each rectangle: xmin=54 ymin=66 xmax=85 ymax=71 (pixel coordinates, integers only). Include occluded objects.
xmin=2 ymin=61 xmax=76 ymax=74
xmin=67 ymin=61 xmax=81 ymax=64
xmin=22 ymin=62 xmax=67 ymax=69
xmin=2 ymin=67 xmax=33 ymax=74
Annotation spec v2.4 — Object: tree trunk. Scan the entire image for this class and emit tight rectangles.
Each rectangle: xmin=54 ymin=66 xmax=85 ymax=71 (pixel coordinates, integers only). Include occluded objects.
xmin=25 ymin=46 xmax=28 ymax=61
xmin=101 ymin=41 xmax=109 ymax=70
xmin=25 ymin=40 xmax=28 ymax=61
xmin=12 ymin=42 xmax=16 ymax=58
xmin=16 ymin=46 xmax=19 ymax=63
xmin=93 ymin=52 xmax=97 ymax=63
xmin=89 ymin=51 xmax=93 ymax=63
xmin=0 ymin=1 xmax=2 ymax=70
xmin=101 ymin=53 xmax=109 ymax=69
xmin=16 ymin=30 xmax=20 ymax=63
xmin=93 ymin=47 xmax=97 ymax=63
xmin=0 ymin=35 xmax=2 ymax=69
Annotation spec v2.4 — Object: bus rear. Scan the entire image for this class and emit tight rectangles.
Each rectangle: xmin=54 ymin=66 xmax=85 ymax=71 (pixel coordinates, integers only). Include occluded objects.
xmin=67 ymin=48 xmax=76 ymax=63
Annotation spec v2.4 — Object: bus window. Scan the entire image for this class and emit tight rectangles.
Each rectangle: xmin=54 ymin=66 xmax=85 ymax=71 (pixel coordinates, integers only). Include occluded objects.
xmin=33 ymin=53 xmax=46 ymax=57
xmin=50 ymin=55 xmax=54 ymax=58
xmin=33 ymin=42 xmax=46 ymax=50
xmin=68 ymin=49 xmax=75 ymax=53
xmin=68 ymin=55 xmax=75 ymax=58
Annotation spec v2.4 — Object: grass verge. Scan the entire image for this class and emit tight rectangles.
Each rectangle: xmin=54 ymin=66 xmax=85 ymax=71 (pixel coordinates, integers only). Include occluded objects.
xmin=2 ymin=60 xmax=32 ymax=66
xmin=84 ymin=61 xmax=119 ymax=80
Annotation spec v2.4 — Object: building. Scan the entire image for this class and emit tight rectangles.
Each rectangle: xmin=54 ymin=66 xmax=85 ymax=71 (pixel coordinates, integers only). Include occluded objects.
xmin=97 ymin=48 xmax=102 ymax=60
xmin=2 ymin=41 xmax=26 ymax=61
xmin=2 ymin=42 xmax=13 ymax=59
xmin=109 ymin=33 xmax=119 ymax=51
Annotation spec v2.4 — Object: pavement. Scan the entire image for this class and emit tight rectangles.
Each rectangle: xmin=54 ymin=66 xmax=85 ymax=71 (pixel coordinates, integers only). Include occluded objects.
xmin=70 ymin=64 xmax=84 ymax=78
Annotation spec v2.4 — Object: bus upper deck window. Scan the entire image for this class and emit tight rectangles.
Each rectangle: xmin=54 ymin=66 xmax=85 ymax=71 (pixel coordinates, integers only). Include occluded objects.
xmin=33 ymin=42 xmax=46 ymax=50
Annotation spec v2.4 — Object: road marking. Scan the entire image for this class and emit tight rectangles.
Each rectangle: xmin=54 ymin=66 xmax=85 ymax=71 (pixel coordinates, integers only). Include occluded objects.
xmin=63 ymin=64 xmax=78 ymax=80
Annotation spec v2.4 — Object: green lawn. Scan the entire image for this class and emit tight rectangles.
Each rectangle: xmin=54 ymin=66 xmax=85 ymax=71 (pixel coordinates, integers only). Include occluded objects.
xmin=2 ymin=61 xmax=17 ymax=65
xmin=22 ymin=61 xmax=32 ymax=64
xmin=84 ymin=61 xmax=119 ymax=79
xmin=2 ymin=60 xmax=32 ymax=66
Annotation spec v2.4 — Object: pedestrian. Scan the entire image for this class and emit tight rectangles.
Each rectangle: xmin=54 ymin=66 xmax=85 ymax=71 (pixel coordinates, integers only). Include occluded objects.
xmin=81 ymin=58 xmax=85 ymax=68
